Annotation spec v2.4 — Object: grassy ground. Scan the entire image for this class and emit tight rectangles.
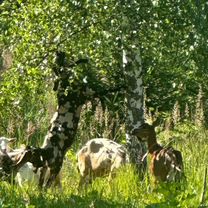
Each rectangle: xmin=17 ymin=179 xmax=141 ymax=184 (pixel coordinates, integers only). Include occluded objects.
xmin=0 ymin=124 xmax=207 ymax=208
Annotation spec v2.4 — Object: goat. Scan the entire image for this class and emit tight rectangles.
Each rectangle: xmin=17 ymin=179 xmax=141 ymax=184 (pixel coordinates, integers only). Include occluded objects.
xmin=13 ymin=146 xmax=62 ymax=189
xmin=0 ymin=138 xmax=37 ymax=186
xmin=76 ymin=138 xmax=129 ymax=186
xmin=0 ymin=137 xmax=16 ymax=153
xmin=15 ymin=161 xmax=62 ymax=188
xmin=0 ymin=137 xmax=16 ymax=181
xmin=0 ymin=150 xmax=14 ymax=182
xmin=6 ymin=146 xmax=43 ymax=187
xmin=132 ymin=123 xmax=184 ymax=182
xmin=0 ymin=137 xmax=34 ymax=185
xmin=0 ymin=137 xmax=61 ymax=188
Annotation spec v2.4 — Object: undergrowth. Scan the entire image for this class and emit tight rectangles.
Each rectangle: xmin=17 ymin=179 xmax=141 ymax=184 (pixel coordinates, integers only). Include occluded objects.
xmin=0 ymin=124 xmax=207 ymax=207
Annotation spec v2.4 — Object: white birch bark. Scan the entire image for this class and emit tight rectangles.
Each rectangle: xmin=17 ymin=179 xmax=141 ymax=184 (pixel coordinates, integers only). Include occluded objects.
xmin=123 ymin=47 xmax=147 ymax=176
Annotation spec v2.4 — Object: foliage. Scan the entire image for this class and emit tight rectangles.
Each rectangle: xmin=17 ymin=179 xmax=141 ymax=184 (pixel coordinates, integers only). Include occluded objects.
xmin=139 ymin=1 xmax=208 ymax=117
xmin=0 ymin=0 xmax=208 ymax=138
xmin=0 ymin=0 xmax=126 ymax=140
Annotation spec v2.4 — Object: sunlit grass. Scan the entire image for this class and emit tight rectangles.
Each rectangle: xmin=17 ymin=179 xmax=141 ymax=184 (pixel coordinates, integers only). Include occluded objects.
xmin=0 ymin=126 xmax=207 ymax=207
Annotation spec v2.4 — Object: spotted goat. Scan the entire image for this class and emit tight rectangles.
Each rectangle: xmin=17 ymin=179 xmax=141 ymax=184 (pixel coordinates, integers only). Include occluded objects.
xmin=77 ymin=138 xmax=129 ymax=186
xmin=132 ymin=123 xmax=184 ymax=182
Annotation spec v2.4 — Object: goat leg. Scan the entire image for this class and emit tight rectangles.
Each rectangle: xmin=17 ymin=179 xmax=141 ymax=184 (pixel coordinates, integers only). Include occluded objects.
xmin=39 ymin=166 xmax=47 ymax=188
xmin=45 ymin=168 xmax=60 ymax=188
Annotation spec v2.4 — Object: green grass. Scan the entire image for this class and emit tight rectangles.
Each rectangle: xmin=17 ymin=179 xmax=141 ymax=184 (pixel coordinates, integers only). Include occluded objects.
xmin=0 ymin=126 xmax=207 ymax=208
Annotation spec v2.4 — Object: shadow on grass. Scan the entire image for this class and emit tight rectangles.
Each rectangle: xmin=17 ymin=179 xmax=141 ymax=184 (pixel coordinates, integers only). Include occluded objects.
xmin=30 ymin=190 xmax=127 ymax=208
xmin=145 ymin=202 xmax=175 ymax=208
xmin=145 ymin=181 xmax=192 ymax=208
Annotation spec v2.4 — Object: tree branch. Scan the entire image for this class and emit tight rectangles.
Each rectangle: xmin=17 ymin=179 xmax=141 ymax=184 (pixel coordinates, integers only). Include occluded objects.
xmin=36 ymin=21 xmax=99 ymax=67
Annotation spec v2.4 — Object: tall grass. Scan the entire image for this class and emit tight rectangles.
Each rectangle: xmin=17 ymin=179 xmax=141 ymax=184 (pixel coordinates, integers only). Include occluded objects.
xmin=0 ymin=86 xmax=207 ymax=207
xmin=0 ymin=123 xmax=207 ymax=207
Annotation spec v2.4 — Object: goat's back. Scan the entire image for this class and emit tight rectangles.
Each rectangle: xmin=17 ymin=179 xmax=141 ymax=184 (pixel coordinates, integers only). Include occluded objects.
xmin=151 ymin=147 xmax=183 ymax=182
xmin=77 ymin=138 xmax=128 ymax=177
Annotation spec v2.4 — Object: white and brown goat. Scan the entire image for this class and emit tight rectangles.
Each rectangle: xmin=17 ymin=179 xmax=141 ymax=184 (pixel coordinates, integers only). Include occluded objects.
xmin=0 ymin=137 xmax=61 ymax=188
xmin=77 ymin=138 xmax=129 ymax=186
xmin=0 ymin=137 xmax=16 ymax=153
xmin=12 ymin=146 xmax=62 ymax=188
xmin=132 ymin=123 xmax=184 ymax=182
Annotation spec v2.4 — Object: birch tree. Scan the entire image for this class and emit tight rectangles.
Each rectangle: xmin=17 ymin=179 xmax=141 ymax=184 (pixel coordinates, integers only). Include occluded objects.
xmin=122 ymin=2 xmax=147 ymax=176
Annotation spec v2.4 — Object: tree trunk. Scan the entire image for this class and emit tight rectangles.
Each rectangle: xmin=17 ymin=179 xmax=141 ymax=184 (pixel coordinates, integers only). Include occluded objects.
xmin=123 ymin=47 xmax=147 ymax=177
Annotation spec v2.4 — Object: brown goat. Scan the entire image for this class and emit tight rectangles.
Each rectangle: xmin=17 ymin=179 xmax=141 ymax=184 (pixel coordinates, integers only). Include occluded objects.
xmin=132 ymin=123 xmax=184 ymax=182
